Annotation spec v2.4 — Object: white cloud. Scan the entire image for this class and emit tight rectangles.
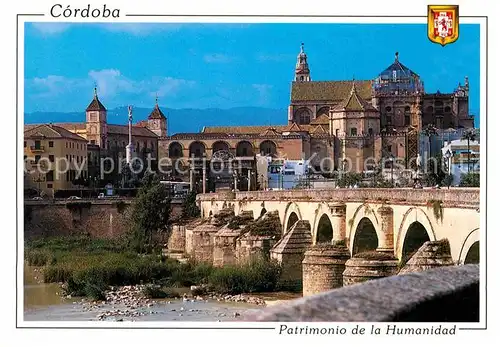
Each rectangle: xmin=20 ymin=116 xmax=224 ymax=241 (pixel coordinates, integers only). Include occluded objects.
xmin=149 ymin=77 xmax=197 ymax=98
xmin=97 ymin=23 xmax=183 ymax=36
xmin=88 ymin=69 xmax=136 ymax=97
xmin=256 ymin=53 xmax=295 ymax=62
xmin=30 ymin=75 xmax=83 ymax=97
xmin=203 ymin=53 xmax=233 ymax=64
xmin=27 ymin=70 xmax=197 ymax=106
xmin=30 ymin=23 xmax=72 ymax=35
xmin=28 ymin=22 xmax=183 ymax=36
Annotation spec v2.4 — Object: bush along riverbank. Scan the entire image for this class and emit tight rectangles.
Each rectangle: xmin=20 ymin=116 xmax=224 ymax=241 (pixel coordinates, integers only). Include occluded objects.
xmin=25 ymin=237 xmax=281 ymax=308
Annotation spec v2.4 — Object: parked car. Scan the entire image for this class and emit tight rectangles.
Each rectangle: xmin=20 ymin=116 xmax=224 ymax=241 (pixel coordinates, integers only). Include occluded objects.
xmin=67 ymin=196 xmax=82 ymax=200
xmin=31 ymin=196 xmax=43 ymax=201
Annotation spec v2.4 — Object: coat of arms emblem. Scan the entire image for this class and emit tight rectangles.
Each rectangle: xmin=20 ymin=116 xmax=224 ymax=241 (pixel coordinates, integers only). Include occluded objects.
xmin=427 ymin=5 xmax=459 ymax=46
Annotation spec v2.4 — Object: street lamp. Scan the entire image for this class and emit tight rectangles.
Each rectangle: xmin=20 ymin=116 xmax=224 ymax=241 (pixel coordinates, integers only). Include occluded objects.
xmin=444 ymin=149 xmax=452 ymax=174
xmin=444 ymin=149 xmax=452 ymax=189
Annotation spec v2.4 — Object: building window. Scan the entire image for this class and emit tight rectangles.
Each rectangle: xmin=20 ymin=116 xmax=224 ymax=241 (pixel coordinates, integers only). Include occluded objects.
xmin=49 ymin=155 xmax=54 ymax=162
xmin=368 ymin=128 xmax=373 ymax=136
xmin=34 ymin=155 xmax=41 ymax=164
xmin=385 ymin=106 xmax=392 ymax=112
xmin=91 ymin=140 xmax=95 ymax=145
xmin=386 ymin=115 xmax=392 ymax=125
xmin=405 ymin=114 xmax=410 ymax=126
xmin=387 ymin=145 xmax=392 ymax=153
xmin=350 ymin=128 xmax=357 ymax=136
xmin=46 ymin=170 xmax=54 ymax=182
xmin=24 ymin=141 xmax=26 ymax=148
xmin=47 ymin=183 xmax=53 ymax=189
xmin=445 ymin=106 xmax=451 ymax=113
xmin=49 ymin=141 xmax=54 ymax=148
xmin=335 ymin=129 xmax=339 ymax=137
xmin=34 ymin=140 xmax=41 ymax=150
xmin=242 ymin=147 xmax=248 ymax=156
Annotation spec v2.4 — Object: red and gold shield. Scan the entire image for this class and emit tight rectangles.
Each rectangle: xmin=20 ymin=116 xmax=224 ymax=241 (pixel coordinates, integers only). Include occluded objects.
xmin=428 ymin=5 xmax=459 ymax=46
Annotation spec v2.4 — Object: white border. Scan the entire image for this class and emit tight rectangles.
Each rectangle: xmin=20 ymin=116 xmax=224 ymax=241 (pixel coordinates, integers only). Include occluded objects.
xmin=4 ymin=0 xmax=495 ymax=345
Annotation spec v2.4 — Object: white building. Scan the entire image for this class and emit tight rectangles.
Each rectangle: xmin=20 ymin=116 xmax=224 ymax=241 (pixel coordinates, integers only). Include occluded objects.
xmin=441 ymin=139 xmax=480 ymax=186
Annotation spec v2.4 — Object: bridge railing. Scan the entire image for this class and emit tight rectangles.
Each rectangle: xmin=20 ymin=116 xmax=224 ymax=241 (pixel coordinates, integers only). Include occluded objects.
xmin=198 ymin=188 xmax=480 ymax=206
xmin=243 ymin=264 xmax=480 ymax=322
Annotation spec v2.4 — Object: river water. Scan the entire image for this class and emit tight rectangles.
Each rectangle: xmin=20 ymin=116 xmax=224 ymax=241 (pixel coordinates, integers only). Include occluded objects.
xmin=24 ymin=266 xmax=298 ymax=322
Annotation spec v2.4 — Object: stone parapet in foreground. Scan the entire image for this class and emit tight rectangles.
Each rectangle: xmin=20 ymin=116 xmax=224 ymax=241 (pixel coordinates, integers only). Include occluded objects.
xmin=243 ymin=264 xmax=479 ymax=322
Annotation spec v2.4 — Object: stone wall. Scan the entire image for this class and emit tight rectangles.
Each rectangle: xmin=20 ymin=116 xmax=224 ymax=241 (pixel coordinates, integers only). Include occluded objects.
xmin=167 ymin=225 xmax=186 ymax=253
xmin=236 ymin=233 xmax=277 ymax=264
xmin=270 ymin=220 xmax=312 ymax=291
xmin=24 ymin=202 xmax=131 ymax=239
xmin=24 ymin=200 xmax=183 ymax=240
xmin=213 ymin=227 xmax=241 ymax=267
xmin=190 ymin=222 xmax=220 ymax=264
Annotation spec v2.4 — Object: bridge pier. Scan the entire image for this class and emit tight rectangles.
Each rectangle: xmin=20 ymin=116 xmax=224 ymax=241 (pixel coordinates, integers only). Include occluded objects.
xmin=302 ymin=244 xmax=350 ymax=296
xmin=376 ymin=206 xmax=394 ymax=254
xmin=330 ymin=203 xmax=347 ymax=243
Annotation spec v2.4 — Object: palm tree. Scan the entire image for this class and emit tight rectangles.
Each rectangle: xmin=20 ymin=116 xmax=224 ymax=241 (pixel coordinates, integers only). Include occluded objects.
xmin=461 ymin=129 xmax=477 ymax=173
xmin=421 ymin=124 xmax=438 ymax=175
xmin=422 ymin=124 xmax=438 ymax=152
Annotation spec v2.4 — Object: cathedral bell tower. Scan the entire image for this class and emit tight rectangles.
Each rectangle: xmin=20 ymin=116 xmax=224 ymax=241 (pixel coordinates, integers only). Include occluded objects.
xmin=85 ymin=86 xmax=108 ymax=148
xmin=294 ymin=43 xmax=311 ymax=82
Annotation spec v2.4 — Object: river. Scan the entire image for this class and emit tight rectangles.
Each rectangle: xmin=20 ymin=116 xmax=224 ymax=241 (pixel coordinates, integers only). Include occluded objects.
xmin=24 ymin=266 xmax=299 ymax=322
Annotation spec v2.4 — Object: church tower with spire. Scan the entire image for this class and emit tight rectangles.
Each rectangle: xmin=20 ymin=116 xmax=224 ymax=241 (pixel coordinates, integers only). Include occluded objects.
xmin=85 ymin=86 xmax=108 ymax=148
xmin=147 ymin=95 xmax=167 ymax=137
xmin=294 ymin=43 xmax=311 ymax=82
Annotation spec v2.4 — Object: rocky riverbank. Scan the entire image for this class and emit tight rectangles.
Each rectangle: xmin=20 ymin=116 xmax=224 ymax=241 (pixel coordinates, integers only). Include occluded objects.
xmin=65 ymin=285 xmax=266 ymax=321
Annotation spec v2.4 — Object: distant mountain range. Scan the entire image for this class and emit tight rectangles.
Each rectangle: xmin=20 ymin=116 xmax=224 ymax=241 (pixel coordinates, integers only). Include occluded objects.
xmin=24 ymin=106 xmax=289 ymax=135
xmin=24 ymin=106 xmax=481 ymax=133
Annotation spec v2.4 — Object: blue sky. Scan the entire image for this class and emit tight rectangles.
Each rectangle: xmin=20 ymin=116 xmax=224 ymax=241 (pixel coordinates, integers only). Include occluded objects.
xmin=24 ymin=22 xmax=480 ymax=123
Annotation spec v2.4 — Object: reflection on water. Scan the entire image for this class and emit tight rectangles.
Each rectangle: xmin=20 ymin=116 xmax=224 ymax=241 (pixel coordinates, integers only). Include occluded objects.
xmin=24 ymin=265 xmax=70 ymax=310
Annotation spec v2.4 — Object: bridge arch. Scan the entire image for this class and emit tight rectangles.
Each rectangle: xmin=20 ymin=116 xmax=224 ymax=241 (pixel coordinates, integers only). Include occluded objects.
xmin=316 ymin=213 xmax=334 ymax=244
xmin=458 ymin=228 xmax=480 ymax=265
xmin=348 ymin=203 xmax=381 ymax=255
xmin=400 ymin=221 xmax=431 ymax=264
xmin=311 ymin=203 xmax=336 ymax=244
xmin=352 ymin=217 xmax=379 ymax=255
xmin=283 ymin=202 xmax=303 ymax=234
xmin=396 ymin=207 xmax=436 ymax=261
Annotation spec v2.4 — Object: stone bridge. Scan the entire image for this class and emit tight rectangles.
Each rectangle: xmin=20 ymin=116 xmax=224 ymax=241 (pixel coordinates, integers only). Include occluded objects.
xmin=197 ymin=188 xmax=480 ymax=264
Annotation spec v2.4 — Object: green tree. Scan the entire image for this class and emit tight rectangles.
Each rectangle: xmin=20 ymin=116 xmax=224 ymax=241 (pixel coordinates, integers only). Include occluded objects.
xmin=181 ymin=190 xmax=200 ymax=219
xmin=337 ymin=172 xmax=363 ymax=188
xmin=459 ymin=172 xmax=480 ymax=187
xmin=442 ymin=173 xmax=454 ymax=188
xmin=128 ymin=173 xmax=172 ymax=253
xmin=461 ymin=129 xmax=477 ymax=173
